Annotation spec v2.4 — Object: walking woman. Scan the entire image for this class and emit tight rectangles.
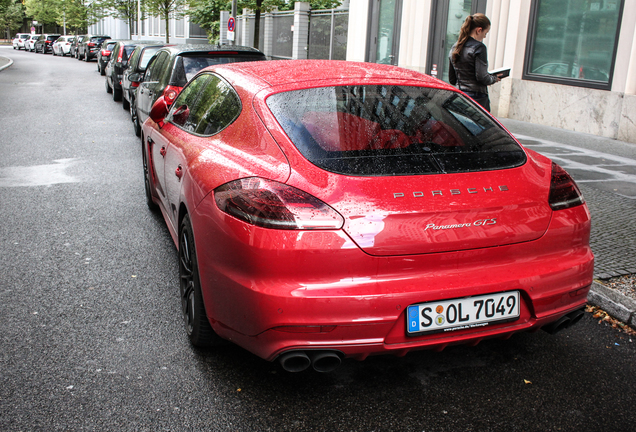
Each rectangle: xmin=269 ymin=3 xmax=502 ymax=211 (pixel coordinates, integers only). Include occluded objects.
xmin=448 ymin=13 xmax=500 ymax=112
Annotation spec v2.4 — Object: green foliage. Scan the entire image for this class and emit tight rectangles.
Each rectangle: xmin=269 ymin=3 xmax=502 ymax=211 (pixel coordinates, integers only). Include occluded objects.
xmin=189 ymin=0 xmax=341 ymax=43
xmin=21 ymin=0 xmax=105 ymax=32
xmin=0 ymin=0 xmax=25 ymax=35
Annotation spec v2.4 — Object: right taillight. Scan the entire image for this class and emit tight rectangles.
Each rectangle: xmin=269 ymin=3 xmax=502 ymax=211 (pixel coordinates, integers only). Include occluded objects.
xmin=549 ymin=162 xmax=584 ymax=210
xmin=214 ymin=178 xmax=344 ymax=230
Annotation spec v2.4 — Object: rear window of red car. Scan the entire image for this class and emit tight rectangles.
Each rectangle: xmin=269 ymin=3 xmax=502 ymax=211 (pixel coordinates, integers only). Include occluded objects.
xmin=266 ymin=85 xmax=526 ymax=175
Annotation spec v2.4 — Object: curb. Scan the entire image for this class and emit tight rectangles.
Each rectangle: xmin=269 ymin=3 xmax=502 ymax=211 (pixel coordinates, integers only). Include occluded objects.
xmin=0 ymin=55 xmax=13 ymax=71
xmin=588 ymin=281 xmax=636 ymax=329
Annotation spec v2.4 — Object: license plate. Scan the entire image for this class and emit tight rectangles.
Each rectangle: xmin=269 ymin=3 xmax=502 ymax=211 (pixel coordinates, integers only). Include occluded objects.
xmin=407 ymin=291 xmax=520 ymax=335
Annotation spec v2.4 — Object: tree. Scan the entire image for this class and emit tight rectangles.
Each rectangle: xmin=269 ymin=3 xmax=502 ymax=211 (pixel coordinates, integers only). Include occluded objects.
xmin=0 ymin=0 xmax=25 ymax=41
xmin=102 ymin=0 xmax=142 ymax=38
xmin=24 ymin=0 xmax=60 ymax=31
xmin=145 ymin=0 xmax=186 ymax=42
xmin=189 ymin=0 xmax=226 ymax=42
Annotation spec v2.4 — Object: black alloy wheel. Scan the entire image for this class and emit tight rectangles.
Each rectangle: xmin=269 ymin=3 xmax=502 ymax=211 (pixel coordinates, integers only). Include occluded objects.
xmin=178 ymin=214 xmax=223 ymax=348
xmin=131 ymin=101 xmax=141 ymax=137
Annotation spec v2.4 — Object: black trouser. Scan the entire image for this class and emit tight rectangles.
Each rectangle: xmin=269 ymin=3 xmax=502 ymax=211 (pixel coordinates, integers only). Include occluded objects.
xmin=463 ymin=91 xmax=491 ymax=112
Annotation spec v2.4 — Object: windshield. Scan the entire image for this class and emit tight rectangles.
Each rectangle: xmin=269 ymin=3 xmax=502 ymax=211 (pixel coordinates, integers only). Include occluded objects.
xmin=266 ymin=85 xmax=526 ymax=176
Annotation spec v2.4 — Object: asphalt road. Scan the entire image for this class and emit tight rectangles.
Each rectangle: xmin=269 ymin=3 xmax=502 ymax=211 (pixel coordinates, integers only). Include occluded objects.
xmin=1 ymin=47 xmax=635 ymax=432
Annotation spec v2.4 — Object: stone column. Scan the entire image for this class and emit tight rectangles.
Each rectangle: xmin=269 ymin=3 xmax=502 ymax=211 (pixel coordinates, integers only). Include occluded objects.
xmin=292 ymin=2 xmax=310 ymax=59
xmin=263 ymin=9 xmax=275 ymax=57
xmin=220 ymin=11 xmax=229 ymax=45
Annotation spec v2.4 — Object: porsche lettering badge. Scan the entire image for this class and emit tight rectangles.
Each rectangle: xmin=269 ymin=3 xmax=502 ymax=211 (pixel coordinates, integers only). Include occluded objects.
xmin=393 ymin=185 xmax=509 ymax=198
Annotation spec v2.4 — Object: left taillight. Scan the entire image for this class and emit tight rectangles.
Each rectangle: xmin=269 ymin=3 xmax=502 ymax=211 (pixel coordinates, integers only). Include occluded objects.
xmin=214 ymin=178 xmax=344 ymax=230
xmin=163 ymin=85 xmax=181 ymax=105
xmin=549 ymin=162 xmax=585 ymax=210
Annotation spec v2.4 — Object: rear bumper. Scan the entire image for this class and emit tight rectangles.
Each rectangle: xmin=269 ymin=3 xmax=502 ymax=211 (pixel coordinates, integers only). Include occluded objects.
xmin=192 ymin=201 xmax=594 ymax=362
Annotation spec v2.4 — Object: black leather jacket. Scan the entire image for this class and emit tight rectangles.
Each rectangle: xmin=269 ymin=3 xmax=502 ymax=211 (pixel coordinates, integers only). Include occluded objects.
xmin=448 ymin=37 xmax=497 ymax=94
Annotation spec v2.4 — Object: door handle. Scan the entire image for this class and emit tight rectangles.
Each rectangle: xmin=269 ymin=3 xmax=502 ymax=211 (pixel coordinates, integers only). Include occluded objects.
xmin=160 ymin=146 xmax=166 ymax=157
xmin=175 ymin=165 xmax=183 ymax=180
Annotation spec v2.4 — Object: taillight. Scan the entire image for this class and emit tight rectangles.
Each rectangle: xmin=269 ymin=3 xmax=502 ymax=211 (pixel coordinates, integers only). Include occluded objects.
xmin=549 ymin=162 xmax=584 ymax=210
xmin=163 ymin=85 xmax=181 ymax=104
xmin=117 ymin=48 xmax=124 ymax=63
xmin=131 ymin=82 xmax=140 ymax=88
xmin=88 ymin=42 xmax=95 ymax=47
xmin=214 ymin=178 xmax=344 ymax=230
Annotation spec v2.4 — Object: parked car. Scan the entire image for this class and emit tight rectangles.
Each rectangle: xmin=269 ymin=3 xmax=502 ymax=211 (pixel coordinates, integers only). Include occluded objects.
xmin=12 ymin=33 xmax=30 ymax=50
xmin=34 ymin=34 xmax=61 ymax=54
xmin=105 ymin=40 xmax=157 ymax=102
xmin=140 ymin=60 xmax=594 ymax=373
xmin=97 ymin=40 xmax=118 ymax=75
xmin=25 ymin=34 xmax=40 ymax=52
xmin=52 ymin=35 xmax=75 ymax=56
xmin=135 ymin=45 xmax=266 ymax=131
xmin=70 ymin=35 xmax=86 ymax=58
xmin=78 ymin=35 xmax=111 ymax=61
xmin=122 ymin=43 xmax=169 ymax=133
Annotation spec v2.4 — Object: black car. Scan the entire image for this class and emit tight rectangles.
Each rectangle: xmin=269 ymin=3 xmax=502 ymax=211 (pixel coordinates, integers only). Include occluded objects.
xmin=122 ymin=43 xmax=169 ymax=133
xmin=97 ymin=40 xmax=119 ymax=75
xmin=70 ymin=35 xmax=86 ymax=58
xmin=34 ymin=34 xmax=61 ymax=54
xmin=78 ymin=35 xmax=111 ymax=61
xmin=105 ymin=40 xmax=157 ymax=102
xmin=135 ymin=44 xmax=266 ymax=132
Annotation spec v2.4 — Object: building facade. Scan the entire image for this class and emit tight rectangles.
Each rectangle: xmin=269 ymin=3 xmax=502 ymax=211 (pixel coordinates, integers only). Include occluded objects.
xmin=346 ymin=0 xmax=636 ymax=144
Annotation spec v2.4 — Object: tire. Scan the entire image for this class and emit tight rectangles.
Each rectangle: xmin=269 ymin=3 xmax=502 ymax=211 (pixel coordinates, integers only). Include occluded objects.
xmin=179 ymin=214 xmax=223 ymax=348
xmin=84 ymin=53 xmax=89 ymax=62
xmin=105 ymin=77 xmax=112 ymax=94
xmin=113 ymin=86 xmax=122 ymax=102
xmin=142 ymin=139 xmax=158 ymax=211
xmin=100 ymin=65 xmax=105 ymax=76
xmin=122 ymin=96 xmax=130 ymax=111
xmin=132 ymin=101 xmax=141 ymax=137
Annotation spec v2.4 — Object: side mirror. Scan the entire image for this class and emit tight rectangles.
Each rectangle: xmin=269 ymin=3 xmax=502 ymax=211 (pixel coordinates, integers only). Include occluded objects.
xmin=149 ymin=96 xmax=169 ymax=127
xmin=171 ymin=104 xmax=190 ymax=126
xmin=129 ymin=73 xmax=141 ymax=83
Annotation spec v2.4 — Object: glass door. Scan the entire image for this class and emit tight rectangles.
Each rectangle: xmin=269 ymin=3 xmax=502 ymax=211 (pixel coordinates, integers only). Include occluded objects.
xmin=368 ymin=0 xmax=403 ymax=65
xmin=428 ymin=0 xmax=487 ymax=82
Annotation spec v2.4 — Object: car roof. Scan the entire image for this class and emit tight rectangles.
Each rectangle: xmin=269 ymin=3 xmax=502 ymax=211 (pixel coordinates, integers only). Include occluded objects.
xmin=115 ymin=40 xmax=159 ymax=46
xmin=157 ymin=44 xmax=264 ymax=56
xmin=207 ymin=60 xmax=451 ymax=91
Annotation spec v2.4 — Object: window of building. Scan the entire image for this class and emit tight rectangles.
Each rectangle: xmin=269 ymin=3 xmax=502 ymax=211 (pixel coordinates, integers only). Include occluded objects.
xmin=524 ymin=0 xmax=623 ymax=90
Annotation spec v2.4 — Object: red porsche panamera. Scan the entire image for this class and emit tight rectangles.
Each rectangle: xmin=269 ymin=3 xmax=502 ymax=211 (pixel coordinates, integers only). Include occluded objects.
xmin=141 ymin=60 xmax=594 ymax=373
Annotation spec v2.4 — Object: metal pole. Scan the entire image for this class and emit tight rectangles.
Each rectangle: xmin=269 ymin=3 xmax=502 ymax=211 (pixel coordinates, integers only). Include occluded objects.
xmin=231 ymin=0 xmax=237 ymax=46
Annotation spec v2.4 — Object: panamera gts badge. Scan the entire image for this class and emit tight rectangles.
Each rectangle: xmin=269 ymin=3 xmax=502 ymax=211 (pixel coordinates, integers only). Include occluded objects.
xmin=393 ymin=185 xmax=509 ymax=198
xmin=425 ymin=218 xmax=497 ymax=231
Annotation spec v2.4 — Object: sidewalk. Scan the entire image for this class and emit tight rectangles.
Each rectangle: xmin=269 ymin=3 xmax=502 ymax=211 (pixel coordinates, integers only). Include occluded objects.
xmin=500 ymin=118 xmax=636 ymax=329
xmin=0 ymin=55 xmax=12 ymax=71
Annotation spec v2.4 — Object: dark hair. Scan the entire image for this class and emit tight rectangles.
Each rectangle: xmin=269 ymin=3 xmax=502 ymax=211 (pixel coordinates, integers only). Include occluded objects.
xmin=452 ymin=13 xmax=491 ymax=62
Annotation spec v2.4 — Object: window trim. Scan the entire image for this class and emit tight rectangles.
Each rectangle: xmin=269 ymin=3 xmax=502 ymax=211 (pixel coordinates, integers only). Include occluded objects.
xmin=522 ymin=0 xmax=624 ymax=91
